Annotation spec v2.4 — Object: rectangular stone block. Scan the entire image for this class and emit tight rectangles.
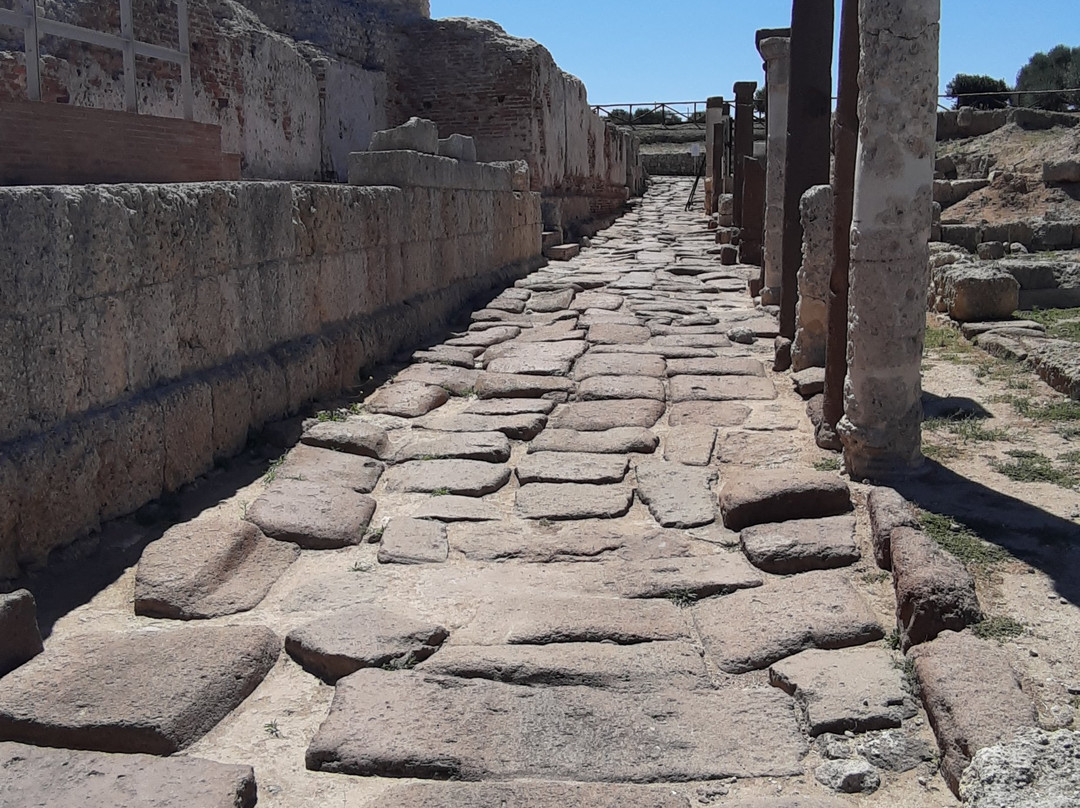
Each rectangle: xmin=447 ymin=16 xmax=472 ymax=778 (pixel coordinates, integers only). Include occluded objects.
xmin=348 ymin=151 xmax=514 ymax=192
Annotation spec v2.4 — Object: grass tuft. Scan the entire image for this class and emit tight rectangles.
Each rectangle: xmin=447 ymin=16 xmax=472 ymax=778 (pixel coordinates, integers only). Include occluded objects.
xmin=971 ymin=616 xmax=1025 ymax=642
xmin=919 ymin=511 xmax=1011 ymax=568
xmin=992 ymin=449 xmax=1079 ymax=489
xmin=813 ymin=457 xmax=842 ymax=472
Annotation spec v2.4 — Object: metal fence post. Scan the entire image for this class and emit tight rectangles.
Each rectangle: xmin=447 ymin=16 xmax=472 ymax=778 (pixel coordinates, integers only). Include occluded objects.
xmin=20 ymin=0 xmax=41 ymax=101
xmin=177 ymin=0 xmax=193 ymax=120
xmin=119 ymin=0 xmax=137 ymax=112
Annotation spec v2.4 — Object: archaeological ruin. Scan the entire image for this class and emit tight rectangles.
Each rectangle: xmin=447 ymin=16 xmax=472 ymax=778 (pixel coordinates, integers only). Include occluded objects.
xmin=2 ymin=0 xmax=1080 ymax=806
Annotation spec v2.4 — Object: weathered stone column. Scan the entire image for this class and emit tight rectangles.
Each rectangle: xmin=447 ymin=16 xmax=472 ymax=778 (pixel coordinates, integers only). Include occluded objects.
xmin=792 ymin=185 xmax=833 ymax=371
xmin=732 ymin=82 xmax=757 ymax=229
xmin=705 ymin=97 xmax=726 ymax=215
xmin=756 ymin=36 xmax=789 ymax=306
xmin=740 ymin=156 xmax=766 ymax=270
xmin=838 ymin=0 xmax=941 ymax=478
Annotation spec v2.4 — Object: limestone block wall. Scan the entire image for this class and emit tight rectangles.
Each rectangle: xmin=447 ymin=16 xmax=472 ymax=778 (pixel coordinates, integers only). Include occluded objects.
xmin=0 ymin=177 xmax=541 ymax=579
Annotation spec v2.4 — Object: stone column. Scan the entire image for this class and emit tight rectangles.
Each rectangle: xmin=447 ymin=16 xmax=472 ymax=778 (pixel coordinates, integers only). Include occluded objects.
xmin=740 ymin=156 xmax=766 ymax=271
xmin=705 ymin=97 xmax=726 ymax=215
xmin=756 ymin=36 xmax=789 ymax=306
xmin=792 ymin=185 xmax=833 ymax=371
xmin=838 ymin=0 xmax=941 ymax=478
xmin=732 ymin=82 xmax=757 ymax=229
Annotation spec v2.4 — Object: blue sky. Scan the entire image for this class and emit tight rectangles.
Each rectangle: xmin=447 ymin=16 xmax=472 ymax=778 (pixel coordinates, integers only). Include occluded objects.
xmin=429 ymin=1 xmax=1079 ymax=109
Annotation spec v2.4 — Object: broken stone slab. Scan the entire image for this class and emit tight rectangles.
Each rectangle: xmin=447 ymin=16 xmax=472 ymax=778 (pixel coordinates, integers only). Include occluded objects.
xmin=445 ymin=325 xmax=521 ymax=348
xmin=463 ymin=398 xmax=555 ymax=416
xmin=395 ymin=364 xmax=481 ymax=396
xmin=589 ymin=344 xmax=719 ymax=359
xmin=572 ymin=353 xmax=667 ymax=380
xmin=300 ymin=419 xmax=388 ymax=458
xmin=409 ymin=495 xmax=501 ymax=522
xmin=651 ymin=333 xmax=733 ymax=348
xmin=516 ymin=483 xmax=634 ymax=521
xmin=414 ymin=412 xmax=546 ymax=441
xmin=739 ymin=515 xmax=861 ymax=575
xmin=365 ymin=382 xmax=449 ymax=417
xmin=516 ymin=452 xmax=628 ymax=484
xmin=411 ymin=346 xmax=479 ymax=368
xmin=0 ymin=625 xmax=279 ymax=754
xmin=545 ymin=243 xmax=581 ymax=261
xmin=891 ymin=526 xmax=983 ymax=651
xmin=814 ymin=758 xmax=881 ymax=794
xmin=377 ymin=517 xmax=449 ymax=564
xmin=578 ymin=375 xmax=667 ymax=401
xmin=792 ymin=366 xmax=826 ymax=397
xmin=634 ymin=461 xmax=717 ymax=528
xmin=384 ymin=459 xmax=511 ymax=497
xmin=666 ymin=357 xmax=766 ymax=376
xmin=769 ymin=647 xmax=914 ymax=736
xmin=851 ymin=728 xmax=937 ymax=773
xmin=587 ymin=323 xmax=652 ymax=344
xmin=959 ymin=319 xmax=1046 ymax=340
xmin=910 ymin=630 xmax=1037 ymax=796
xmin=960 ymin=727 xmax=1080 ymax=808
xmin=0 ymin=742 xmax=257 ymax=808
xmin=669 ymin=375 xmax=777 ymax=402
xmin=663 ymin=425 xmax=716 ymax=465
xmin=247 ymin=479 xmax=376 ymax=549
xmin=668 ymin=401 xmax=751 ymax=427
xmin=548 ymin=399 xmax=666 ymax=430
xmin=530 ymin=427 xmax=659 ymax=455
xmin=934 ymin=265 xmax=1020 ymax=322
xmin=437 ymin=133 xmax=476 ymax=161
xmin=285 ymin=605 xmax=448 ymax=683
xmin=603 ymin=555 xmax=764 ymax=600
xmin=369 ymin=116 xmax=438 ymax=153
xmin=415 ymin=641 xmax=708 ymax=692
xmin=572 ymin=292 xmax=625 ymax=311
xmin=694 ymin=570 xmax=884 ymax=673
xmin=484 ymin=341 xmax=588 ymax=376
xmin=274 ymin=444 xmax=384 ymax=493
xmin=0 ymin=590 xmax=43 ymax=677
xmin=527 ymin=289 xmax=575 ymax=312
xmin=475 ymin=372 xmax=576 ymax=399
xmin=448 ymin=521 xmax=632 ymax=563
xmin=866 ymin=486 xmax=920 ymax=571
xmin=389 ymin=431 xmax=511 ymax=463
xmin=305 ymin=669 xmax=806 ymax=780
xmin=134 ymin=512 xmax=299 ymax=620
xmin=513 ymin=325 xmax=587 ymax=344
xmin=719 ymin=469 xmax=852 ymax=531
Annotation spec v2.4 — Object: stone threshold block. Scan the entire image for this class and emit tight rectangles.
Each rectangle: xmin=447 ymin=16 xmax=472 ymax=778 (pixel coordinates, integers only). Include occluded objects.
xmin=348 ymin=150 xmax=525 ymax=192
xmin=305 ymin=669 xmax=807 ymax=781
xmin=545 ymin=243 xmax=581 ymax=261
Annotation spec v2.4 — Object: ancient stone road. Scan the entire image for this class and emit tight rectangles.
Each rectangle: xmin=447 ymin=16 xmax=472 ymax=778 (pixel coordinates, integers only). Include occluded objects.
xmin=0 ymin=178 xmax=958 ymax=807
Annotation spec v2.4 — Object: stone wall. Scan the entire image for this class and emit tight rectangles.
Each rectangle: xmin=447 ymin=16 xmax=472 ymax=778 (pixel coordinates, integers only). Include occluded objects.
xmin=0 ymin=172 xmax=541 ymax=579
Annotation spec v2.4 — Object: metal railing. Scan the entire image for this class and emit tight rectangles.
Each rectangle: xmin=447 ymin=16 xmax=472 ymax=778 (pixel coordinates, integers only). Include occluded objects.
xmin=592 ymin=101 xmax=710 ymax=128
xmin=0 ymin=0 xmax=193 ymax=119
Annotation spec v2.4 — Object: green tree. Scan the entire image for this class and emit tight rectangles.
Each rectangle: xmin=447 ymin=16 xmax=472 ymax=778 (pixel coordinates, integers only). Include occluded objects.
xmin=1015 ymin=45 xmax=1080 ymax=110
xmin=945 ymin=73 xmax=1010 ymax=109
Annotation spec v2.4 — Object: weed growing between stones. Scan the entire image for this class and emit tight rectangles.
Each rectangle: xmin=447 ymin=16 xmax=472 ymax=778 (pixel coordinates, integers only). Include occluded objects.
xmin=971 ymin=616 xmax=1026 ymax=642
xmin=862 ymin=570 xmax=891 ymax=585
xmin=364 ymin=525 xmax=385 ymax=543
xmin=350 ymin=560 xmax=373 ymax=573
xmin=263 ymin=455 xmax=287 ymax=483
xmin=431 ymin=487 xmax=451 ymax=497
xmin=885 ymin=628 xmax=902 ymax=650
xmin=894 ymin=656 xmax=920 ymax=698
xmin=992 ymin=450 xmax=1079 ymax=489
xmin=813 ymin=457 xmax=842 ymax=472
xmin=666 ymin=589 xmax=697 ymax=608
xmin=919 ymin=511 xmax=1012 ymax=569
xmin=316 ymin=408 xmax=349 ymax=422
xmin=264 ymin=721 xmax=283 ymax=738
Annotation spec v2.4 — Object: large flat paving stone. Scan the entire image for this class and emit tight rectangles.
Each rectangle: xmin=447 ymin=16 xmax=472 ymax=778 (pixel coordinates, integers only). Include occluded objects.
xmin=529 ymin=427 xmax=658 ymax=454
xmin=484 ymin=339 xmax=588 ymax=370
xmin=475 ymin=372 xmax=576 ymax=399
xmin=516 ymin=451 xmax=628 ymax=484
xmin=454 ymin=595 xmax=689 ymax=645
xmin=247 ymin=479 xmax=376 ymax=549
xmin=300 ymin=420 xmax=388 ymax=458
xmin=463 ymin=398 xmax=556 ymax=416
xmin=362 ymin=781 xmax=693 ymax=808
xmin=0 ymin=742 xmax=257 ymax=808
xmin=445 ymin=325 xmax=520 ymax=347
xmin=769 ymin=647 xmax=914 ymax=736
xmin=274 ymin=444 xmax=384 ymax=492
xmin=668 ymin=401 xmax=750 ymax=426
xmin=579 ymin=375 xmax=666 ymax=401
xmin=365 ymin=382 xmax=449 ymax=417
xmin=587 ymin=323 xmax=651 ymax=344
xmin=669 ymin=375 xmax=777 ymax=402
xmin=306 ymin=669 xmax=806 ymax=780
xmin=573 ymin=352 xmax=666 ymax=380
xmin=383 ymin=459 xmax=510 ymax=496
xmin=719 ymin=470 xmax=852 ymax=531
xmin=285 ymin=605 xmax=448 ymax=683
xmin=548 ymin=399 xmax=665 ymax=430
xmin=634 ymin=461 xmax=716 ymax=528
xmin=651 ymin=333 xmax=732 ymax=348
xmin=389 ymin=431 xmax=510 ymax=463
xmin=528 ymin=289 xmax=575 ymax=312
xmin=378 ymin=517 xmax=449 ymax=564
xmin=663 ymin=425 xmax=716 ymax=465
xmin=0 ymin=625 xmax=279 ymax=754
xmin=590 ymin=343 xmax=718 ymax=359
xmin=694 ymin=570 xmax=884 ymax=673
xmin=666 ymin=357 xmax=766 ymax=376
xmin=415 ymin=641 xmax=708 ymax=692
xmin=415 ymin=412 xmax=547 ymax=440
xmin=0 ymin=590 xmax=42 ymax=677
xmin=412 ymin=346 xmax=479 ymax=368
xmin=516 ymin=483 xmax=634 ymax=520
xmin=602 ymin=555 xmax=764 ymax=600
xmin=396 ymin=363 xmax=481 ymax=396
xmin=740 ymin=515 xmax=861 ymax=575
xmin=135 ymin=511 xmax=299 ymax=620
xmin=573 ymin=292 xmax=625 ymax=310
xmin=448 ymin=521 xmax=632 ymax=562
xmin=409 ymin=495 xmax=501 ymax=522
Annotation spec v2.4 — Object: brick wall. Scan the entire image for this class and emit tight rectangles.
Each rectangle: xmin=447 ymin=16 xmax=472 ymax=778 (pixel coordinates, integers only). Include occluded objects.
xmin=0 ymin=101 xmax=240 ymax=184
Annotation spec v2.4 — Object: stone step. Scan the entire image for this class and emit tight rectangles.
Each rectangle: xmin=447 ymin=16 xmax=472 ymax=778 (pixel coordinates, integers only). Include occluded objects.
xmin=544 ymin=243 xmax=581 ymax=261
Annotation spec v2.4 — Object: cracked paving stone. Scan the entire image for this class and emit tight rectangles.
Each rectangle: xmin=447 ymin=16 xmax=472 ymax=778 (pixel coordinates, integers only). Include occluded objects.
xmin=513 ymin=326 xmax=586 ymax=344
xmin=572 ymin=292 xmax=625 ymax=311
xmin=300 ymin=419 xmax=388 ymax=458
xmin=666 ymin=357 xmax=766 ymax=376
xmin=484 ymin=340 xmax=589 ymax=376
xmin=527 ymin=289 xmax=575 ymax=312
xmin=669 ymin=375 xmax=777 ymax=403
xmin=396 ymin=364 xmax=482 ymax=396
xmin=365 ymin=381 xmax=449 ymax=417
xmin=305 ymin=669 xmax=806 ymax=780
xmin=274 ymin=444 xmax=384 ymax=492
xmin=572 ymin=352 xmax=666 ymax=380
xmin=719 ymin=469 xmax=852 ymax=531
xmin=389 ymin=431 xmax=511 ymax=463
xmin=285 ymin=605 xmax=448 ymax=683
xmin=247 ymin=479 xmax=376 ymax=549
xmin=740 ymin=515 xmax=861 ymax=575
xmin=578 ymin=375 xmax=666 ymax=401
xmin=694 ymin=570 xmax=884 ymax=673
xmin=409 ymin=495 xmax=501 ymax=522
xmin=667 ymin=401 xmax=750 ymax=427
xmin=516 ymin=451 xmax=628 ymax=484
xmin=603 ymin=554 xmax=764 ymax=600
xmin=384 ymin=459 xmax=510 ymax=496
xmin=448 ymin=521 xmax=629 ymax=562
xmin=634 ymin=461 xmax=717 ymax=528
xmin=587 ymin=323 xmax=652 ymax=344
xmin=715 ymin=430 xmax=803 ymax=467
xmin=445 ymin=325 xmax=520 ymax=348
xmin=548 ymin=399 xmax=665 ymax=431
xmin=463 ymin=398 xmax=555 ymax=416
xmin=589 ymin=343 xmax=718 ymax=359
xmin=415 ymin=412 xmax=547 ymax=440
xmin=529 ymin=427 xmax=658 ymax=454
xmin=411 ymin=346 xmax=479 ymax=368
xmin=663 ymin=425 xmax=716 ymax=465
xmin=377 ymin=516 xmax=449 ymax=564
xmin=516 ymin=483 xmax=634 ymax=520
xmin=475 ymin=372 xmax=576 ymax=399
xmin=650 ymin=333 xmax=732 ymax=349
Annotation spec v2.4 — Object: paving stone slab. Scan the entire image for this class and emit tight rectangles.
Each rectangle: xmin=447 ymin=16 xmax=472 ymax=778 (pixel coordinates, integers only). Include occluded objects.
xmin=866 ymin=486 xmax=919 ymax=571
xmin=454 ymin=595 xmax=689 ymax=645
xmin=0 ymin=590 xmax=42 ymax=677
xmin=410 ymin=496 xmax=502 ymax=522
xmin=528 ymin=289 xmax=575 ymax=312
xmin=578 ymin=311 xmax=643 ymax=327
xmin=651 ymin=333 xmax=732 ymax=348
xmin=516 ymin=451 xmax=628 ymax=484
xmin=364 ymin=781 xmax=692 ymax=808
xmin=572 ymin=353 xmax=667 ymax=380
xmin=485 ymin=352 xmax=575 ymax=377
xmin=663 ymin=425 xmax=716 ymax=465
xmin=719 ymin=470 xmax=852 ymax=531
xmin=792 ymin=366 xmax=826 ymax=397
xmin=603 ymin=555 xmax=764 ymax=600
xmin=740 ymin=515 xmax=861 ymax=575
xmin=389 ymin=431 xmax=511 ymax=463
xmin=396 ymin=364 xmax=482 ymax=396
xmin=464 ymin=398 xmax=556 ymax=416
xmin=589 ymin=344 xmax=718 ymax=359
xmin=275 ymin=444 xmax=384 ymax=492
xmin=247 ymin=479 xmax=376 ymax=549
xmin=445 ymin=325 xmax=520 ymax=347
xmin=910 ymin=630 xmax=1038 ymax=795
xmin=365 ymin=382 xmax=449 ymax=417
xmin=384 ymin=459 xmax=510 ymax=497
xmin=285 ymin=605 xmax=448 ymax=683
xmin=0 ymin=625 xmax=279 ymax=754
xmin=0 ymin=742 xmax=257 ymax=808
xmin=548 ymin=399 xmax=665 ymax=431
xmin=634 ymin=461 xmax=717 ymax=528
xmin=669 ymin=375 xmax=777 ymax=402
xmin=307 ymin=669 xmax=805 ymax=780
xmin=666 ymin=357 xmax=766 ymax=376
xmin=135 ymin=511 xmax=299 ymax=620
xmin=377 ymin=517 xmax=449 ymax=564
xmin=411 ymin=346 xmax=479 ymax=368
xmin=529 ymin=427 xmax=658 ymax=454
xmin=475 ymin=373 xmax=576 ymax=399
xmin=715 ymin=430 xmax=803 ymax=466
xmin=578 ymin=375 xmax=667 ymax=401
xmin=668 ymin=401 xmax=751 ymax=427
xmin=694 ymin=570 xmax=884 ymax=673
xmin=414 ymin=412 xmax=547 ymax=440
xmin=513 ymin=325 xmax=586 ymax=343
xmin=769 ymin=647 xmax=914 ymax=736
xmin=587 ymin=323 xmax=652 ymax=344
xmin=516 ymin=483 xmax=634 ymax=520
xmin=449 ymin=521 xmax=630 ymax=562
xmin=301 ymin=420 xmax=388 ymax=458
xmin=573 ymin=292 xmax=626 ymax=310
xmin=415 ymin=641 xmax=708 ymax=692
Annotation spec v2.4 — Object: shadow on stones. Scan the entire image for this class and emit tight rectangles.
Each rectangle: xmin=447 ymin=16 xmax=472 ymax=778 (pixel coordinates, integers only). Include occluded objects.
xmin=921 ymin=392 xmax=992 ymax=421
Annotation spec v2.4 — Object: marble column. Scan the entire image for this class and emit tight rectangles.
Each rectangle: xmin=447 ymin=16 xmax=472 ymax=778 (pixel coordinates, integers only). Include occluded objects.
xmin=838 ymin=0 xmax=941 ymax=478
xmin=756 ymin=36 xmax=789 ymax=306
xmin=732 ymin=82 xmax=757 ymax=229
